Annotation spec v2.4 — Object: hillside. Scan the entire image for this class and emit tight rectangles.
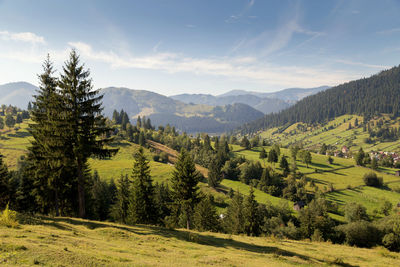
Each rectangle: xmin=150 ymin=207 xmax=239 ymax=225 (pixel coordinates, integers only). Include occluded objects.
xmin=101 ymin=87 xmax=264 ymax=133
xmin=171 ymin=93 xmax=290 ymax=114
xmin=0 ymin=83 xmax=264 ymax=134
xmin=239 ymin=66 xmax=400 ymax=135
xmin=0 ymin=82 xmax=37 ymax=109
xmin=260 ymin=114 xmax=400 ymax=153
xmin=218 ymin=86 xmax=329 ymax=101
xmin=2 ymin=216 xmax=399 ymax=266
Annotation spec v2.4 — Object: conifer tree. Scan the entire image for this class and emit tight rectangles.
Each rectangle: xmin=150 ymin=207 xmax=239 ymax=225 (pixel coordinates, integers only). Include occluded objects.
xmin=28 ymin=55 xmax=71 ymax=216
xmin=279 ymin=155 xmax=290 ymax=176
xmin=128 ymin=147 xmax=156 ymax=224
xmin=58 ymin=50 xmax=118 ymax=218
xmin=170 ymin=149 xmax=201 ymax=229
xmin=112 ymin=174 xmax=130 ymax=224
xmin=0 ymin=153 xmax=10 ymax=209
xmin=193 ymin=195 xmax=220 ymax=232
xmin=208 ymin=158 xmax=222 ymax=188
xmin=259 ymin=148 xmax=267 ymax=162
xmin=243 ymin=187 xmax=260 ymax=236
xmin=224 ymin=191 xmax=244 ymax=234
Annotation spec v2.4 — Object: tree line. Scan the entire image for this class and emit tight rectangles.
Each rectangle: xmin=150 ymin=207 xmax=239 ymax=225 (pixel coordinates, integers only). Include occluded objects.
xmin=239 ymin=65 xmax=400 ymax=135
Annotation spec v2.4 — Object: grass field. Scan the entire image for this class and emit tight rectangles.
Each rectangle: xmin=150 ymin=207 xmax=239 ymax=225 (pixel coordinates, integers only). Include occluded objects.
xmin=260 ymin=114 xmax=400 ymax=153
xmin=1 ymin=216 xmax=399 ymax=266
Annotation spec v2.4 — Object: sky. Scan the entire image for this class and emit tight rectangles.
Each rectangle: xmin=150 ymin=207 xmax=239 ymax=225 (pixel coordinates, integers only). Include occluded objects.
xmin=1 ymin=0 xmax=400 ymax=96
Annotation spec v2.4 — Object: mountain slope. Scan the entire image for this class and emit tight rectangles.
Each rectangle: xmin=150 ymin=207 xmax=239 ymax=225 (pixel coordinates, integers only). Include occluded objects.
xmin=0 ymin=82 xmax=38 ymax=108
xmin=239 ymin=65 xmax=400 ymax=134
xmin=218 ymin=86 xmax=329 ymax=101
xmin=171 ymin=93 xmax=290 ymax=114
xmin=101 ymin=87 xmax=264 ymax=133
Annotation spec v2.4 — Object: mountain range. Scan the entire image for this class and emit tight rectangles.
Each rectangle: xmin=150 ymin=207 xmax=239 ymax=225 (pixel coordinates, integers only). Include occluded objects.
xmin=0 ymin=82 xmax=327 ymax=133
xmin=170 ymin=86 xmax=329 ymax=114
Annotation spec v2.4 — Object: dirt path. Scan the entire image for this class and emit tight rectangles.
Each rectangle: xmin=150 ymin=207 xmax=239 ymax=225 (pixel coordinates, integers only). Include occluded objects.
xmin=147 ymin=140 xmax=209 ymax=177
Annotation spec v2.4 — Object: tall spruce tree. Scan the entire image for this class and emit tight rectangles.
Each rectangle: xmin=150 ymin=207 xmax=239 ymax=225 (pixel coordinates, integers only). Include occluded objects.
xmin=0 ymin=153 xmax=10 ymax=209
xmin=243 ymin=187 xmax=260 ymax=236
xmin=58 ymin=50 xmax=117 ymax=218
xmin=28 ymin=56 xmax=71 ymax=216
xmin=112 ymin=174 xmax=130 ymax=223
xmin=170 ymin=149 xmax=201 ymax=229
xmin=224 ymin=191 xmax=244 ymax=234
xmin=128 ymin=147 xmax=156 ymax=224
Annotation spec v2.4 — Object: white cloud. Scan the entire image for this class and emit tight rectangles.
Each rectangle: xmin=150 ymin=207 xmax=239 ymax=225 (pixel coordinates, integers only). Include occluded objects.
xmin=335 ymin=59 xmax=390 ymax=69
xmin=68 ymin=41 xmax=355 ymax=88
xmin=0 ymin=30 xmax=45 ymax=44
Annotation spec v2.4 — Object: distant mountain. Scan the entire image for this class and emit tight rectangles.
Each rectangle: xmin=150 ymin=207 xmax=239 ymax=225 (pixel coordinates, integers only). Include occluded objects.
xmin=101 ymin=87 xmax=264 ymax=133
xmin=171 ymin=93 xmax=290 ymax=114
xmin=0 ymin=82 xmax=38 ymax=108
xmin=171 ymin=86 xmax=328 ymax=114
xmin=238 ymin=65 xmax=400 ymax=135
xmin=218 ymin=86 xmax=330 ymax=102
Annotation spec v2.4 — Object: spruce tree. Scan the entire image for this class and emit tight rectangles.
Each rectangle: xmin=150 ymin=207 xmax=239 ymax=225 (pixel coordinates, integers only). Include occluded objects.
xmin=208 ymin=158 xmax=222 ymax=189
xmin=112 ymin=174 xmax=130 ymax=223
xmin=58 ymin=50 xmax=117 ymax=218
xmin=224 ymin=191 xmax=244 ymax=234
xmin=28 ymin=55 xmax=71 ymax=216
xmin=243 ymin=187 xmax=260 ymax=236
xmin=279 ymin=155 xmax=290 ymax=176
xmin=0 ymin=153 xmax=10 ymax=209
xmin=193 ymin=195 xmax=220 ymax=232
xmin=170 ymin=149 xmax=201 ymax=229
xmin=128 ymin=147 xmax=156 ymax=224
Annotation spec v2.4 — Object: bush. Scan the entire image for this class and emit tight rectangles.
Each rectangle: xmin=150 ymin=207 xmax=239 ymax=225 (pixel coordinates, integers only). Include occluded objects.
xmin=363 ymin=172 xmax=383 ymax=187
xmin=344 ymin=202 xmax=369 ymax=222
xmin=336 ymin=221 xmax=381 ymax=248
xmin=0 ymin=204 xmax=19 ymax=228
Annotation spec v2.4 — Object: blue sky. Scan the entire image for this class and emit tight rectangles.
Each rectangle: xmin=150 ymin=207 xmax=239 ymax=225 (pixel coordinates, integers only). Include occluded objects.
xmin=1 ymin=0 xmax=400 ymax=95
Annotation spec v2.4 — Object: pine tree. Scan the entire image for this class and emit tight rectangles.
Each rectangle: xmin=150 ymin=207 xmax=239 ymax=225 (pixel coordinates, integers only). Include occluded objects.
xmin=58 ymin=50 xmax=118 ymax=218
xmin=137 ymin=116 xmax=142 ymax=128
xmin=371 ymin=157 xmax=378 ymax=170
xmin=0 ymin=153 xmax=10 ymax=209
xmin=259 ymin=148 xmax=267 ymax=161
xmin=268 ymin=149 xmax=278 ymax=165
xmin=243 ymin=187 xmax=260 ymax=236
xmin=224 ymin=191 xmax=244 ymax=234
xmin=112 ymin=174 xmax=130 ymax=223
xmin=121 ymin=111 xmax=129 ymax=130
xmin=170 ymin=149 xmax=201 ymax=229
xmin=279 ymin=155 xmax=290 ymax=176
xmin=16 ymin=114 xmax=22 ymax=124
xmin=5 ymin=114 xmax=15 ymax=129
xmin=28 ymin=55 xmax=71 ymax=216
xmin=128 ymin=147 xmax=156 ymax=224
xmin=193 ymin=195 xmax=220 ymax=232
xmin=208 ymin=158 xmax=222 ymax=188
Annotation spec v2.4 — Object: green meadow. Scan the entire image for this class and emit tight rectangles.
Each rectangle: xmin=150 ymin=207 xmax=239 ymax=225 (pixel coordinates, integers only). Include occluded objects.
xmin=1 ymin=216 xmax=399 ymax=266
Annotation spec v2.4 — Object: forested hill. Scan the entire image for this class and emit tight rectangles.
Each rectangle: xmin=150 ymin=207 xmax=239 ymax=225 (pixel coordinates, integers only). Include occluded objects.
xmin=238 ymin=65 xmax=400 ymax=135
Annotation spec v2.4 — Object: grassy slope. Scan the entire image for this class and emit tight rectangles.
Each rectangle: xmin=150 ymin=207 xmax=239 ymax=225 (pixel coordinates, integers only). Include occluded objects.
xmin=260 ymin=114 xmax=400 ymax=152
xmin=233 ymin=147 xmax=400 ymax=219
xmin=1 ymin=216 xmax=400 ymax=266
xmin=3 ymin=116 xmax=400 ymax=219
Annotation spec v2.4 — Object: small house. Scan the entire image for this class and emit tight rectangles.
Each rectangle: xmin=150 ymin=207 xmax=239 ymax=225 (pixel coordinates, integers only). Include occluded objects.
xmin=341 ymin=146 xmax=349 ymax=154
xmin=395 ymin=170 xmax=400 ymax=177
xmin=293 ymin=201 xmax=305 ymax=211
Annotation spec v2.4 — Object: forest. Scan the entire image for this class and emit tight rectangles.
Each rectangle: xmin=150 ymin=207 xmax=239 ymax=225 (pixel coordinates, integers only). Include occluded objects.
xmin=239 ymin=65 xmax=400 ymax=135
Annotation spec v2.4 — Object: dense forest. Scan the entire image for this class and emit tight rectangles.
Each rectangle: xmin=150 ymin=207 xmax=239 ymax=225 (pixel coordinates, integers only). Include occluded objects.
xmin=239 ymin=65 xmax=400 ymax=135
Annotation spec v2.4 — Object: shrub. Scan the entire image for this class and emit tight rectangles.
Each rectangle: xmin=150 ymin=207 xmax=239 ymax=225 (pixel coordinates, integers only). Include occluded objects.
xmin=336 ymin=221 xmax=381 ymax=248
xmin=0 ymin=204 xmax=19 ymax=228
xmin=344 ymin=202 xmax=369 ymax=222
xmin=363 ymin=172 xmax=383 ymax=187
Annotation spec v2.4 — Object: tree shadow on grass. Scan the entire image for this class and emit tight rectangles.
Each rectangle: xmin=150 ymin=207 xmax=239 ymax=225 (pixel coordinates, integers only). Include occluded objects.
xmin=34 ymin=216 xmax=359 ymax=266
